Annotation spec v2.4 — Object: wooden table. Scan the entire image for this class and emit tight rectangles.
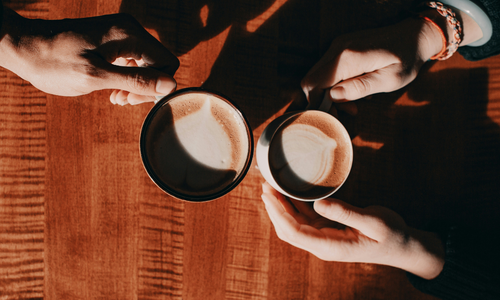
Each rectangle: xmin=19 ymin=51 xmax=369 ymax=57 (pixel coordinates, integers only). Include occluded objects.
xmin=2 ymin=0 xmax=500 ymax=299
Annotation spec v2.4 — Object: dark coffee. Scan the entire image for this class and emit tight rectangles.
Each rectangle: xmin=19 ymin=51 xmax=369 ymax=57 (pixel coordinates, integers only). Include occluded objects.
xmin=142 ymin=91 xmax=251 ymax=200
xmin=268 ymin=111 xmax=352 ymax=199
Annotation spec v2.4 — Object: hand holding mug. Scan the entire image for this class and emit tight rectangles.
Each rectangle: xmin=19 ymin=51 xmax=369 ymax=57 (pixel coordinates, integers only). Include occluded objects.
xmin=261 ymin=182 xmax=446 ymax=280
xmin=301 ymin=8 xmax=483 ymax=107
xmin=0 ymin=8 xmax=179 ymax=105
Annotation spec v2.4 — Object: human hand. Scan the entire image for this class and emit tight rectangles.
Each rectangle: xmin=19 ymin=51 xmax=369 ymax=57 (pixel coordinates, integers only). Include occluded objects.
xmin=0 ymin=8 xmax=179 ymax=105
xmin=261 ymin=182 xmax=445 ymax=279
xmin=301 ymin=17 xmax=442 ymax=108
xmin=301 ymin=8 xmax=482 ymax=108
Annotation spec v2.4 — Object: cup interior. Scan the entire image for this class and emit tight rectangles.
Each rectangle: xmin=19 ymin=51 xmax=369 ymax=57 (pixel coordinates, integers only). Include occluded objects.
xmin=140 ymin=88 xmax=253 ymax=202
xmin=265 ymin=110 xmax=352 ymax=201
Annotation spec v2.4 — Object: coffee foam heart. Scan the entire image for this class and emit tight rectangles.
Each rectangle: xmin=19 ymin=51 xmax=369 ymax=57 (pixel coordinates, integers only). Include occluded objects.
xmin=269 ymin=111 xmax=352 ymax=199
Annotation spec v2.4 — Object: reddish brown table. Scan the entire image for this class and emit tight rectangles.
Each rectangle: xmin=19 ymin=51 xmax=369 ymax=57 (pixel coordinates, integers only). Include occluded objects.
xmin=2 ymin=0 xmax=500 ymax=299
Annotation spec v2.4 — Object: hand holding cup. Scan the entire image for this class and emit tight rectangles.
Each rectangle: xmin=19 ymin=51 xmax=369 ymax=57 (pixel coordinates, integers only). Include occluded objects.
xmin=261 ymin=182 xmax=446 ymax=280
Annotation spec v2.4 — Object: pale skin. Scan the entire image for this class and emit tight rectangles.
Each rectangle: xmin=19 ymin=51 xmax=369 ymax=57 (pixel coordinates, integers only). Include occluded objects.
xmin=302 ymin=8 xmax=483 ymax=106
xmin=0 ymin=7 xmax=179 ymax=105
xmin=264 ymin=8 xmax=484 ymax=280
xmin=261 ymin=182 xmax=445 ymax=279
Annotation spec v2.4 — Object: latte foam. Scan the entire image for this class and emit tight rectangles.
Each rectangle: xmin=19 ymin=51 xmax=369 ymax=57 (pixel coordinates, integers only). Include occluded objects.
xmin=144 ymin=92 xmax=250 ymax=197
xmin=269 ymin=111 xmax=352 ymax=199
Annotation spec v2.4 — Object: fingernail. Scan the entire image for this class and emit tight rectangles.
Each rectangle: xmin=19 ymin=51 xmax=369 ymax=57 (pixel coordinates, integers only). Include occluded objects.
xmin=156 ymin=77 xmax=176 ymax=95
xmin=314 ymin=200 xmax=326 ymax=214
xmin=330 ymin=86 xmax=345 ymax=100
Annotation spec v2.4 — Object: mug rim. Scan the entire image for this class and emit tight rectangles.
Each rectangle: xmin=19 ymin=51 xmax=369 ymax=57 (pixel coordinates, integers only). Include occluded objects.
xmin=258 ymin=110 xmax=353 ymax=201
xmin=140 ymin=87 xmax=254 ymax=202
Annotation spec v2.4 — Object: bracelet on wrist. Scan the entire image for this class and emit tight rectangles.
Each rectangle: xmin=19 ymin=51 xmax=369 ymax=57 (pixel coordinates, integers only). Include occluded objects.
xmin=423 ymin=1 xmax=463 ymax=60
xmin=420 ymin=16 xmax=448 ymax=60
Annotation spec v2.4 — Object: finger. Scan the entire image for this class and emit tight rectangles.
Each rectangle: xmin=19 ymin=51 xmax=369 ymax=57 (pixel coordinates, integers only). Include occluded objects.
xmin=314 ymin=199 xmax=384 ymax=240
xmin=126 ymin=93 xmax=157 ymax=105
xmin=304 ymin=49 xmax=398 ymax=93
xmin=110 ymin=89 xmax=119 ymax=104
xmin=262 ymin=182 xmax=298 ymax=215
xmin=110 ymin=89 xmax=156 ymax=106
xmin=327 ymin=64 xmax=404 ymax=102
xmin=262 ymin=181 xmax=277 ymax=195
xmin=262 ymin=193 xmax=326 ymax=248
xmin=302 ymin=49 xmax=401 ymax=105
xmin=96 ymin=25 xmax=180 ymax=76
xmin=132 ymin=31 xmax=180 ymax=75
xmin=262 ymin=193 xmax=316 ymax=250
xmin=111 ymin=57 xmax=129 ymax=66
xmin=262 ymin=182 xmax=322 ymax=221
xmin=108 ymin=56 xmax=171 ymax=102
xmin=112 ymin=57 xmax=140 ymax=67
xmin=100 ymin=64 xmax=177 ymax=96
xmin=114 ymin=90 xmax=130 ymax=106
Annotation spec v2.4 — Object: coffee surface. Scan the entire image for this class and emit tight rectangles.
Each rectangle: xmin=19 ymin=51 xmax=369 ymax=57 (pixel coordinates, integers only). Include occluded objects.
xmin=145 ymin=92 xmax=250 ymax=197
xmin=269 ymin=111 xmax=352 ymax=199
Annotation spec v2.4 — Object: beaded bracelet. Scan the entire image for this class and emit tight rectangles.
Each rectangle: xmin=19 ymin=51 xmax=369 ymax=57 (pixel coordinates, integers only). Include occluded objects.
xmin=421 ymin=16 xmax=448 ymax=59
xmin=425 ymin=1 xmax=463 ymax=60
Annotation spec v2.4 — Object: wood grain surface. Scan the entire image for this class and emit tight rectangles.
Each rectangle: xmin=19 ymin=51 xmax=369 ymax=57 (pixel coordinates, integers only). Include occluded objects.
xmin=2 ymin=0 xmax=500 ymax=299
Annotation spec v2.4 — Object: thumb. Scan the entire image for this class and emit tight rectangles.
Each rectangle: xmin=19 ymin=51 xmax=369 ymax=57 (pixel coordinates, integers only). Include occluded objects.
xmin=103 ymin=64 xmax=177 ymax=96
xmin=328 ymin=64 xmax=404 ymax=102
xmin=314 ymin=199 xmax=381 ymax=239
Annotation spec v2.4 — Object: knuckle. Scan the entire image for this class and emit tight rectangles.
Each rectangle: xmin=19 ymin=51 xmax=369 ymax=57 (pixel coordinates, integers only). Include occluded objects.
xmin=372 ymin=219 xmax=390 ymax=241
xmin=275 ymin=230 xmax=287 ymax=242
xmin=384 ymin=71 xmax=405 ymax=92
xmin=351 ymin=77 xmax=371 ymax=95
xmin=338 ymin=48 xmax=356 ymax=62
xmin=107 ymin=26 xmax=129 ymax=40
xmin=325 ymin=203 xmax=352 ymax=223
xmin=286 ymin=229 xmax=299 ymax=243
xmin=126 ymin=73 xmax=153 ymax=93
xmin=330 ymin=204 xmax=352 ymax=223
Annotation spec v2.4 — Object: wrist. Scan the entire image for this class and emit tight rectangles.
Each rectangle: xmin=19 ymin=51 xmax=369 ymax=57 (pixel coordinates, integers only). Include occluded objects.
xmin=416 ymin=4 xmax=483 ymax=61
xmin=395 ymin=227 xmax=445 ymax=280
xmin=418 ymin=9 xmax=451 ymax=61
xmin=0 ymin=8 xmax=45 ymax=78
xmin=0 ymin=8 xmax=27 ymax=73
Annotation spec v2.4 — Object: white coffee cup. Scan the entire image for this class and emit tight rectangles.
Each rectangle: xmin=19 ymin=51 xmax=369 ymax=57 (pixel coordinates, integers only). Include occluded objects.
xmin=256 ymin=107 xmax=353 ymax=202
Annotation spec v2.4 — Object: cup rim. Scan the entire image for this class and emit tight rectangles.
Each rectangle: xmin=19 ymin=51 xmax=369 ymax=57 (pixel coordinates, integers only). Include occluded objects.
xmin=140 ymin=87 xmax=254 ymax=202
xmin=261 ymin=110 xmax=353 ymax=201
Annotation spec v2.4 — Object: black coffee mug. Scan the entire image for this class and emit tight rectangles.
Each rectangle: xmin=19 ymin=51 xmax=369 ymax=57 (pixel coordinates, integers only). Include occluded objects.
xmin=140 ymin=88 xmax=253 ymax=202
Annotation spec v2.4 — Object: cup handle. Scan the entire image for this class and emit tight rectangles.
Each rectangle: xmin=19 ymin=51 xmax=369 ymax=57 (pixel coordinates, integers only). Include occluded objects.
xmin=154 ymin=95 xmax=164 ymax=104
xmin=305 ymin=90 xmax=333 ymax=113
xmin=318 ymin=92 xmax=333 ymax=113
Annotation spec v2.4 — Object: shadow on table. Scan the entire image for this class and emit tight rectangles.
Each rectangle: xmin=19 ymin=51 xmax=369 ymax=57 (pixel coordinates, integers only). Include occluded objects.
xmin=336 ymin=66 xmax=500 ymax=229
xmin=118 ymin=0 xmax=411 ymax=130
xmin=116 ymin=0 xmax=500 ymax=297
xmin=118 ymin=0 xmax=500 ymax=227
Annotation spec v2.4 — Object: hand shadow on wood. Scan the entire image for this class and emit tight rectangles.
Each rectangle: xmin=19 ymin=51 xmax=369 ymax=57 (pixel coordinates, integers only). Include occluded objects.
xmin=339 ymin=66 xmax=500 ymax=229
xmin=119 ymin=0 xmax=412 ymax=130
